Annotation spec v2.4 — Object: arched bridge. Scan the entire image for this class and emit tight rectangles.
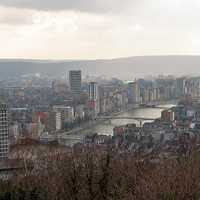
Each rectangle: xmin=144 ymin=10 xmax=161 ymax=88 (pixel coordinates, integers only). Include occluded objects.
xmin=95 ymin=116 xmax=156 ymax=121
xmin=153 ymin=106 xmax=169 ymax=109
xmin=139 ymin=105 xmax=170 ymax=109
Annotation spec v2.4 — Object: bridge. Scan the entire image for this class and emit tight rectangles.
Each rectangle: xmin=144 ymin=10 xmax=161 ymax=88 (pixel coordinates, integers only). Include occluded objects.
xmin=139 ymin=105 xmax=171 ymax=109
xmin=58 ymin=135 xmax=83 ymax=140
xmin=95 ymin=116 xmax=156 ymax=121
xmin=57 ymin=134 xmax=83 ymax=146
xmin=152 ymin=106 xmax=170 ymax=109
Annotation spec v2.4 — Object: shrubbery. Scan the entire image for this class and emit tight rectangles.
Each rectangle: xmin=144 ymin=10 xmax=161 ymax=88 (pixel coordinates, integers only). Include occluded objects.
xmin=1 ymin=147 xmax=200 ymax=200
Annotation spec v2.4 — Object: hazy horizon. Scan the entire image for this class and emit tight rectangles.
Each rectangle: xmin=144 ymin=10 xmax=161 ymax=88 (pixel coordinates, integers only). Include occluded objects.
xmin=1 ymin=54 xmax=200 ymax=61
xmin=0 ymin=55 xmax=200 ymax=80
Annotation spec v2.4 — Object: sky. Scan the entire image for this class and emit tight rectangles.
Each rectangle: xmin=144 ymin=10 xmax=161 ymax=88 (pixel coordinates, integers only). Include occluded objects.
xmin=0 ymin=0 xmax=200 ymax=59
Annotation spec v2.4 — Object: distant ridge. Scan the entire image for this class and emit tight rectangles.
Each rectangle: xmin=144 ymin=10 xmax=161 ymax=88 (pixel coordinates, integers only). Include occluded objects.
xmin=0 ymin=55 xmax=200 ymax=79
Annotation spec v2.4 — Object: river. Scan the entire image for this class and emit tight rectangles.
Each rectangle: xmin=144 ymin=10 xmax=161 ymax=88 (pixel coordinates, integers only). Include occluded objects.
xmin=73 ymin=104 xmax=176 ymax=137
xmin=58 ymin=104 xmax=176 ymax=146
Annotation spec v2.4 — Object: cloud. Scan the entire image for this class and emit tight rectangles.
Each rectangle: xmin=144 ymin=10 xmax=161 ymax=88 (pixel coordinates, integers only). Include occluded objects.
xmin=1 ymin=0 xmax=200 ymax=59
xmin=0 ymin=0 xmax=133 ymax=13
xmin=0 ymin=7 xmax=33 ymax=25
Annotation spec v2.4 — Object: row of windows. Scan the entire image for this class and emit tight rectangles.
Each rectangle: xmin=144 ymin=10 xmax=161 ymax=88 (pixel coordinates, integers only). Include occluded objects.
xmin=0 ymin=136 xmax=8 ymax=141
xmin=0 ymin=141 xmax=9 ymax=144
xmin=0 ymin=148 xmax=9 ymax=151
xmin=0 ymin=129 xmax=8 ymax=132
xmin=0 ymin=106 xmax=7 ymax=155
xmin=0 ymin=145 xmax=8 ymax=149
xmin=0 ymin=139 xmax=9 ymax=141
xmin=0 ymin=136 xmax=8 ymax=139
xmin=0 ymin=144 xmax=8 ymax=147
xmin=0 ymin=125 xmax=8 ymax=128
xmin=0 ymin=122 xmax=8 ymax=124
xmin=0 ymin=131 xmax=8 ymax=133
xmin=0 ymin=116 xmax=7 ymax=119
xmin=0 ymin=124 xmax=8 ymax=127
xmin=0 ymin=117 xmax=8 ymax=122
xmin=0 ymin=148 xmax=8 ymax=151
xmin=0 ymin=110 xmax=7 ymax=112
xmin=0 ymin=133 xmax=8 ymax=136
xmin=0 ymin=144 xmax=9 ymax=147
xmin=0 ymin=154 xmax=8 ymax=158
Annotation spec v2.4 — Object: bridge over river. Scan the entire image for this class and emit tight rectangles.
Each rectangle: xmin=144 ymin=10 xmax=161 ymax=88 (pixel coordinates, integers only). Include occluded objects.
xmin=95 ymin=116 xmax=156 ymax=121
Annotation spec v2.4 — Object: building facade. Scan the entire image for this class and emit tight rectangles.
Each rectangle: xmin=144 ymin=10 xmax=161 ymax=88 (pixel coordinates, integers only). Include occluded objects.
xmin=0 ymin=104 xmax=9 ymax=159
xmin=128 ymin=81 xmax=140 ymax=104
xmin=69 ymin=70 xmax=82 ymax=97
xmin=88 ymin=82 xmax=99 ymax=118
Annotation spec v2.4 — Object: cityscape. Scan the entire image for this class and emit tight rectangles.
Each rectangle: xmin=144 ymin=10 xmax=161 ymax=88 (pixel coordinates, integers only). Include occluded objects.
xmin=0 ymin=72 xmax=195 ymax=148
xmin=1 ymin=73 xmax=200 ymax=165
xmin=2 ymin=0 xmax=200 ymax=199
xmin=1 ymin=70 xmax=200 ymax=198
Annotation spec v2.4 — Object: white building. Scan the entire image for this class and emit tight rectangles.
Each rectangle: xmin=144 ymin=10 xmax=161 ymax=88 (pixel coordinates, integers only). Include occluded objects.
xmin=55 ymin=112 xmax=62 ymax=131
xmin=53 ymin=105 xmax=74 ymax=123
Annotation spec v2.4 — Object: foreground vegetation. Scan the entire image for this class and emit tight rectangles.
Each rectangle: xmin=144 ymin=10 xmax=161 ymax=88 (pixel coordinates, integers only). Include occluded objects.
xmin=1 ymin=146 xmax=200 ymax=200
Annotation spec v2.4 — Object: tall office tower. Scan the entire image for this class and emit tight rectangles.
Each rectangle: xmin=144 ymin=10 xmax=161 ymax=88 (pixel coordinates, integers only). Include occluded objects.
xmin=89 ymin=82 xmax=98 ymax=101
xmin=0 ymin=104 xmax=9 ymax=159
xmin=88 ymin=82 xmax=99 ymax=118
xmin=69 ymin=70 xmax=82 ymax=97
xmin=176 ymin=77 xmax=186 ymax=98
xmin=128 ymin=81 xmax=140 ymax=104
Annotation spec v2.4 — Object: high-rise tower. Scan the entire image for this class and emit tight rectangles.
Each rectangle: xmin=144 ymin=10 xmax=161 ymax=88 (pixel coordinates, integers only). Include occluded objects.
xmin=69 ymin=70 xmax=82 ymax=97
xmin=0 ymin=104 xmax=9 ymax=159
xmin=88 ymin=82 xmax=99 ymax=118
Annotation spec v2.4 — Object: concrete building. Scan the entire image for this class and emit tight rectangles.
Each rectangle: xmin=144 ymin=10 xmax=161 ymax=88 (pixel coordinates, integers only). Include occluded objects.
xmin=74 ymin=105 xmax=85 ymax=119
xmin=161 ymin=110 xmax=175 ymax=122
xmin=47 ymin=111 xmax=62 ymax=132
xmin=9 ymin=124 xmax=19 ymax=144
xmin=176 ymin=77 xmax=186 ymax=97
xmin=88 ymin=82 xmax=99 ymax=118
xmin=53 ymin=105 xmax=74 ymax=124
xmin=128 ymin=81 xmax=140 ymax=104
xmin=69 ymin=70 xmax=82 ymax=97
xmin=89 ymin=82 xmax=98 ymax=101
xmin=52 ymin=80 xmax=68 ymax=96
xmin=55 ymin=112 xmax=62 ymax=131
xmin=0 ymin=104 xmax=9 ymax=159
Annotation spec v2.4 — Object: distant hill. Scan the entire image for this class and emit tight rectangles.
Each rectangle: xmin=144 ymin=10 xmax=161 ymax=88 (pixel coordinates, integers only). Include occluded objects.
xmin=0 ymin=56 xmax=200 ymax=79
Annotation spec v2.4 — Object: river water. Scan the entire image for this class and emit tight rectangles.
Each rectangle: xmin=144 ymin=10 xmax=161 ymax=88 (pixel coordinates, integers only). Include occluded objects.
xmin=80 ymin=104 xmax=175 ymax=136
xmin=59 ymin=104 xmax=176 ymax=146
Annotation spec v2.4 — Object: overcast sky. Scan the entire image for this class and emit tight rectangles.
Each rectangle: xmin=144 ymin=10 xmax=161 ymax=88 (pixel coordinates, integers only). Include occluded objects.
xmin=0 ymin=0 xmax=200 ymax=59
